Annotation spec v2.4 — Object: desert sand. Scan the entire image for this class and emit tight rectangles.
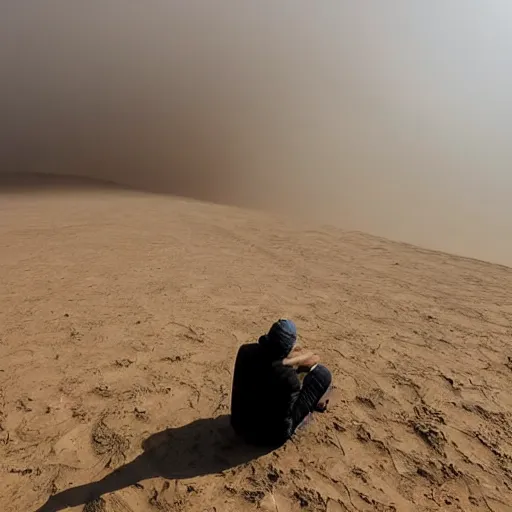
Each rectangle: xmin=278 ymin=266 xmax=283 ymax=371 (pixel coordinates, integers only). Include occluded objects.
xmin=1 ymin=179 xmax=512 ymax=512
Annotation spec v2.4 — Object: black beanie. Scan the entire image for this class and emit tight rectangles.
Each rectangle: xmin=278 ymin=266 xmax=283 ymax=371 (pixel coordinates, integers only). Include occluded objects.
xmin=258 ymin=319 xmax=297 ymax=359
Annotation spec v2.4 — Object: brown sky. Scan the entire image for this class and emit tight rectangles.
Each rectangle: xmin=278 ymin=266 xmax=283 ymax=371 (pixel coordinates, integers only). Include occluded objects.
xmin=1 ymin=1 xmax=512 ymax=264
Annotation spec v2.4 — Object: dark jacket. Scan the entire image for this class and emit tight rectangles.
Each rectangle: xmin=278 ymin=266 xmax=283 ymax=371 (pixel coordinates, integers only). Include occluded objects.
xmin=230 ymin=342 xmax=301 ymax=447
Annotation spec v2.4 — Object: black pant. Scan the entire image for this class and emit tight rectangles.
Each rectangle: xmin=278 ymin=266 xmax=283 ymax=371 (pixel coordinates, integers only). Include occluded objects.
xmin=288 ymin=364 xmax=332 ymax=436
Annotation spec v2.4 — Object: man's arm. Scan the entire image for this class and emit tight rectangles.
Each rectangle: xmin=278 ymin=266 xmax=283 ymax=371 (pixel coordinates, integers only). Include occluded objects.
xmin=283 ymin=351 xmax=320 ymax=370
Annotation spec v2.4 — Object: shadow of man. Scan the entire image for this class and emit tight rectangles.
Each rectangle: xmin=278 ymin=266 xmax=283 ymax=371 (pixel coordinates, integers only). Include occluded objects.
xmin=35 ymin=415 xmax=273 ymax=512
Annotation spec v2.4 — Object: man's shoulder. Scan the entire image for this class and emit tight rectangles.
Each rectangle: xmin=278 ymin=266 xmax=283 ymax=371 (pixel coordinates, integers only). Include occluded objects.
xmin=238 ymin=342 xmax=261 ymax=353
xmin=236 ymin=342 xmax=263 ymax=360
xmin=235 ymin=343 xmax=265 ymax=369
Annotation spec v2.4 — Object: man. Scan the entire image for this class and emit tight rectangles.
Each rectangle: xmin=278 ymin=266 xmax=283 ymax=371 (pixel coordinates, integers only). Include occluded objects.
xmin=230 ymin=319 xmax=332 ymax=447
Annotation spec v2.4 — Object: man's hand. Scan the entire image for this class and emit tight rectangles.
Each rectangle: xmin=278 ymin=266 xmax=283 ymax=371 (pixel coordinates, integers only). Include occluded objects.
xmin=283 ymin=351 xmax=320 ymax=369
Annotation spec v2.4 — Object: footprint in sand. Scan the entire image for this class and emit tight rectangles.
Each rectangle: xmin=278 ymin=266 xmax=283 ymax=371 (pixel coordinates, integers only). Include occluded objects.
xmin=51 ymin=424 xmax=97 ymax=470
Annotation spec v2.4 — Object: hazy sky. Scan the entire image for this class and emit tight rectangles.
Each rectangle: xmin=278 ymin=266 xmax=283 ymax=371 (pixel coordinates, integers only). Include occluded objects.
xmin=1 ymin=1 xmax=512 ymax=263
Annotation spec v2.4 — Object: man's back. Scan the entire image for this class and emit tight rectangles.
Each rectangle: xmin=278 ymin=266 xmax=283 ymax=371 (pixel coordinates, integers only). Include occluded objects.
xmin=230 ymin=343 xmax=301 ymax=446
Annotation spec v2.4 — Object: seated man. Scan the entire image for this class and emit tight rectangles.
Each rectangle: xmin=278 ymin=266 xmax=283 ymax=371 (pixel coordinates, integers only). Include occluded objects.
xmin=230 ymin=319 xmax=332 ymax=447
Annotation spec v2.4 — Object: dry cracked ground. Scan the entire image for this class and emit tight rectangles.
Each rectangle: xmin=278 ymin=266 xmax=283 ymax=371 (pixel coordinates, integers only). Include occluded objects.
xmin=1 ymin=179 xmax=512 ymax=511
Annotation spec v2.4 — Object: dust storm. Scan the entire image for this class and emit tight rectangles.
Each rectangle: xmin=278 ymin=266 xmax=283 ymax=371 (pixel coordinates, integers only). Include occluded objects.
xmin=1 ymin=1 xmax=512 ymax=264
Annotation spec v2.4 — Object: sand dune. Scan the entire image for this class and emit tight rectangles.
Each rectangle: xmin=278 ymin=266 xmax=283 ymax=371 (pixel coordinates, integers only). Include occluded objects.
xmin=1 ymin=178 xmax=512 ymax=511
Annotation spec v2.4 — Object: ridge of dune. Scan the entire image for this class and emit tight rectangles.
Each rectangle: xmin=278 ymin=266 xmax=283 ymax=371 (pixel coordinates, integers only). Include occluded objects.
xmin=0 ymin=172 xmax=133 ymax=193
xmin=1 ymin=186 xmax=512 ymax=512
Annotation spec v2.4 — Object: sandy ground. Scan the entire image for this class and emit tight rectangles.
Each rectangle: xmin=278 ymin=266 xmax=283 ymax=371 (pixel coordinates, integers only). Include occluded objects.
xmin=1 ymin=183 xmax=512 ymax=512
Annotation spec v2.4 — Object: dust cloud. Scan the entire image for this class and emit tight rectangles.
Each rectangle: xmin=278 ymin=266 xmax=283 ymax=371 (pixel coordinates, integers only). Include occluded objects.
xmin=1 ymin=1 xmax=512 ymax=264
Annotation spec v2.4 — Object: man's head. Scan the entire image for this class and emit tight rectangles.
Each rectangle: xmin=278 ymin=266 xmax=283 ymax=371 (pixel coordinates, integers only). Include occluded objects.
xmin=259 ymin=319 xmax=297 ymax=359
